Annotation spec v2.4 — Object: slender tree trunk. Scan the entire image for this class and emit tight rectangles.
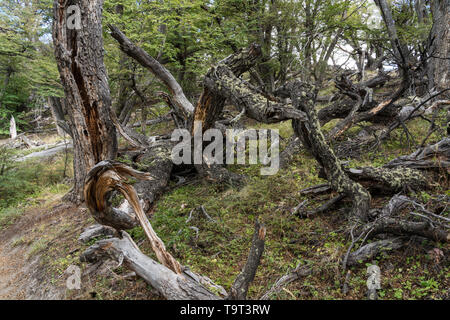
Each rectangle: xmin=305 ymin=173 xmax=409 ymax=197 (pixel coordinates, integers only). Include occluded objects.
xmin=52 ymin=0 xmax=117 ymax=204
xmin=415 ymin=0 xmax=425 ymax=24
xmin=0 ymin=66 xmax=13 ymax=112
xmin=375 ymin=0 xmax=411 ymax=69
xmin=48 ymin=97 xmax=64 ymax=136
xmin=427 ymin=0 xmax=450 ymax=95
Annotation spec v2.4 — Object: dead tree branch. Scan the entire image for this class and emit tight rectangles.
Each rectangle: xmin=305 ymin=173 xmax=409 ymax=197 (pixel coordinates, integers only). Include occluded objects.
xmin=229 ymin=221 xmax=266 ymax=300
xmin=109 ymin=25 xmax=194 ymax=118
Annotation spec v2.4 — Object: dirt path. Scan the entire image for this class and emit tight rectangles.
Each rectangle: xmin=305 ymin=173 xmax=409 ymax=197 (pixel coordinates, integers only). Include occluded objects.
xmin=0 ymin=243 xmax=28 ymax=299
xmin=0 ymin=200 xmax=88 ymax=300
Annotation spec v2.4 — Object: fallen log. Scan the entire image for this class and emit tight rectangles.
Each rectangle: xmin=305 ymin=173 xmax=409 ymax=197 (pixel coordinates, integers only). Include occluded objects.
xmin=345 ymin=167 xmax=429 ymax=193
xmin=81 ymin=160 xmax=266 ymax=300
xmin=385 ymin=137 xmax=450 ymax=171
xmin=345 ymin=195 xmax=449 ymax=266
xmin=81 ymin=231 xmax=221 ymax=300
xmin=346 ymin=238 xmax=406 ymax=266
xmin=288 ymin=80 xmax=371 ymax=222
xmin=78 ymin=224 xmax=116 ymax=243
xmin=303 ymin=137 xmax=449 ymax=197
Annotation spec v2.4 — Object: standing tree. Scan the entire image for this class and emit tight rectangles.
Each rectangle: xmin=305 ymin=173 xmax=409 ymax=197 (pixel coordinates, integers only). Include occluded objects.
xmin=52 ymin=0 xmax=117 ymax=203
xmin=427 ymin=0 xmax=449 ymax=94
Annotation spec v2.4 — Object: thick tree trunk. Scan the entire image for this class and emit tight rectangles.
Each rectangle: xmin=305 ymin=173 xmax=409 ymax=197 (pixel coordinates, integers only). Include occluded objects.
xmin=53 ymin=0 xmax=118 ymax=204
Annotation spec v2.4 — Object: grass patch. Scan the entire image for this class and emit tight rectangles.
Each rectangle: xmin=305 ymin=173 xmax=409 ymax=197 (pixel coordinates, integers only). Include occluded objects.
xmin=0 ymin=151 xmax=73 ymax=229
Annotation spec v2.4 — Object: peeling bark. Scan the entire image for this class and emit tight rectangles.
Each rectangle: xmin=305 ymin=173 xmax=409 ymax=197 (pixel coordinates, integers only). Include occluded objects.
xmin=83 ymin=160 xmax=182 ymax=274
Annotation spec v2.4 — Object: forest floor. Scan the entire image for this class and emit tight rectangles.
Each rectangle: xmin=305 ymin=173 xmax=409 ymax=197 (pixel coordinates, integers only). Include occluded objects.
xmin=0 ymin=113 xmax=449 ymax=300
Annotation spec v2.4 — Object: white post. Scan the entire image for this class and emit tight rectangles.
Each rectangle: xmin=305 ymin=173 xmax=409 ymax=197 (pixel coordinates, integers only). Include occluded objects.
xmin=10 ymin=116 xmax=17 ymax=140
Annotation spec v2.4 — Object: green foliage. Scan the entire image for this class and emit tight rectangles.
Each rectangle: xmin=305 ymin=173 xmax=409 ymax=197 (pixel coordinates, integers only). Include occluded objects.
xmin=0 ymin=150 xmax=72 ymax=228
xmin=0 ymin=0 xmax=62 ymax=136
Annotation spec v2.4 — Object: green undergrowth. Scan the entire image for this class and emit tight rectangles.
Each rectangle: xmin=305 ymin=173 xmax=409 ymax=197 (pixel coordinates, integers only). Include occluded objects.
xmin=2 ymin=112 xmax=448 ymax=299
xmin=124 ymin=116 xmax=449 ymax=300
xmin=0 ymin=151 xmax=72 ymax=229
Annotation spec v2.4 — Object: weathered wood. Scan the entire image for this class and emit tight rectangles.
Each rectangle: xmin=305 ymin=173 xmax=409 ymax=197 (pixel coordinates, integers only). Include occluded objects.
xmin=359 ymin=195 xmax=450 ymax=242
xmin=229 ymin=221 xmax=266 ymax=300
xmin=204 ymin=66 xmax=306 ymax=125
xmin=110 ymin=109 xmax=151 ymax=149
xmin=346 ymin=238 xmax=406 ymax=266
xmin=9 ymin=116 xmax=16 ymax=140
xmin=15 ymin=142 xmax=73 ymax=162
xmin=345 ymin=167 xmax=429 ymax=193
xmin=260 ymin=263 xmax=311 ymax=300
xmin=83 ymin=160 xmax=182 ymax=274
xmin=133 ymin=141 xmax=174 ymax=212
xmin=53 ymin=0 xmax=118 ymax=204
xmin=385 ymin=137 xmax=450 ymax=171
xmin=288 ymin=80 xmax=371 ymax=222
xmin=344 ymin=194 xmax=449 ymax=268
xmin=78 ymin=224 xmax=116 ymax=243
xmin=366 ymin=218 xmax=449 ymax=242
xmin=81 ymin=231 xmax=220 ymax=300
xmin=193 ymin=43 xmax=263 ymax=133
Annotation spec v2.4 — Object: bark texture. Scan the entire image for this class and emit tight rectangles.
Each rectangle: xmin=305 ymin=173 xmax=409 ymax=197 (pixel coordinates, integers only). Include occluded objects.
xmin=53 ymin=0 xmax=118 ymax=203
xmin=427 ymin=0 xmax=450 ymax=94
xmin=84 ymin=160 xmax=182 ymax=274
xmin=288 ymin=80 xmax=371 ymax=222
xmin=193 ymin=44 xmax=263 ymax=133
xmin=81 ymin=231 xmax=221 ymax=300
xmin=229 ymin=221 xmax=266 ymax=300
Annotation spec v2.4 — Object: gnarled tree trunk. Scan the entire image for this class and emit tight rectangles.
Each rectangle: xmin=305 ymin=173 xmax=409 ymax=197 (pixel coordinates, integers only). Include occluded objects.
xmin=53 ymin=0 xmax=118 ymax=203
